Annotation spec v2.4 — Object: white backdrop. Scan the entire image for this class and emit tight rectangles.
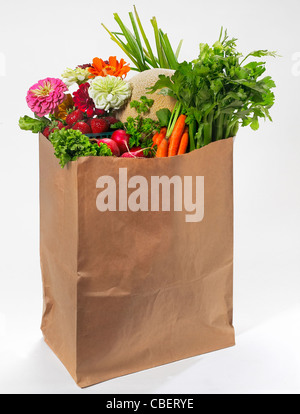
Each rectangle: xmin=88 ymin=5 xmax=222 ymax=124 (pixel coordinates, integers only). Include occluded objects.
xmin=0 ymin=0 xmax=300 ymax=394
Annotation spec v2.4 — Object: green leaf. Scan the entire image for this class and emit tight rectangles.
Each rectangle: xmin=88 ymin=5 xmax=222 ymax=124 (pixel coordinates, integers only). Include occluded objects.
xmin=260 ymin=75 xmax=276 ymax=90
xmin=250 ymin=117 xmax=260 ymax=131
xmin=241 ymin=50 xmax=279 ymax=65
xmin=147 ymin=74 xmax=175 ymax=94
xmin=156 ymin=108 xmax=172 ymax=127
xmin=130 ymin=96 xmax=154 ymax=114
xmin=19 ymin=115 xmax=50 ymax=133
xmin=175 ymin=39 xmax=183 ymax=60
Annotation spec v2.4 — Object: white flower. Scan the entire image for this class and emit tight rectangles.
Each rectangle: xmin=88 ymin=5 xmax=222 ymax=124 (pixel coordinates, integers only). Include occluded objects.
xmin=88 ymin=75 xmax=132 ymax=111
xmin=61 ymin=67 xmax=91 ymax=87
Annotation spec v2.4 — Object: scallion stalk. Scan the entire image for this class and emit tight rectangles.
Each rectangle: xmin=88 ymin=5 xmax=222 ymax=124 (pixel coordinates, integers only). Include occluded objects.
xmin=102 ymin=7 xmax=182 ymax=71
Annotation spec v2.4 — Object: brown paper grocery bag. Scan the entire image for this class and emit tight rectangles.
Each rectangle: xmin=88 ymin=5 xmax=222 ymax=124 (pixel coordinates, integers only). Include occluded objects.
xmin=39 ymin=133 xmax=235 ymax=388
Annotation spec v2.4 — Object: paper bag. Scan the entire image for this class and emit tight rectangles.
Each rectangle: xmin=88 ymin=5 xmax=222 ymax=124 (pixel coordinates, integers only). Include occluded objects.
xmin=39 ymin=133 xmax=235 ymax=388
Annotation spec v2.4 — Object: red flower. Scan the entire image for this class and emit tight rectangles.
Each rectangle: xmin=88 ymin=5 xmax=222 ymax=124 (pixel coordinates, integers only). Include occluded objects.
xmin=73 ymin=83 xmax=95 ymax=117
xmin=73 ymin=82 xmax=107 ymax=117
xmin=77 ymin=63 xmax=92 ymax=70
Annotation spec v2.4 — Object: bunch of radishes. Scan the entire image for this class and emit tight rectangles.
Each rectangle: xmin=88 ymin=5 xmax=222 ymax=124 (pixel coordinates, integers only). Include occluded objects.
xmin=98 ymin=130 xmax=147 ymax=158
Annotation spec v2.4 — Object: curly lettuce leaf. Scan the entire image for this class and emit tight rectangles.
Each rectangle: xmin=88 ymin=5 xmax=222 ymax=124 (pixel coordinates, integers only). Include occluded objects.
xmin=19 ymin=115 xmax=50 ymax=134
xmin=50 ymin=128 xmax=112 ymax=168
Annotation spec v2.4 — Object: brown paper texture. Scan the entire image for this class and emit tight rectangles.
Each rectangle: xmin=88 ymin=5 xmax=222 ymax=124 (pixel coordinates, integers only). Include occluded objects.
xmin=39 ymin=133 xmax=235 ymax=388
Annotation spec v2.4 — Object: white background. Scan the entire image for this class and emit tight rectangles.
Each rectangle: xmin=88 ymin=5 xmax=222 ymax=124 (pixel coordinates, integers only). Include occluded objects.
xmin=0 ymin=0 xmax=300 ymax=394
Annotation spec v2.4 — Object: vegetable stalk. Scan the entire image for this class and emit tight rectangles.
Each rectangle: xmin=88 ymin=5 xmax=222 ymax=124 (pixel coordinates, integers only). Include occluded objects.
xmin=102 ymin=7 xmax=183 ymax=71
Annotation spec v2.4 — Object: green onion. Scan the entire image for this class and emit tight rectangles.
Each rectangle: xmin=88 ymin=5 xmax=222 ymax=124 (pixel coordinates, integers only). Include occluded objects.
xmin=102 ymin=7 xmax=183 ymax=72
xmin=133 ymin=5 xmax=158 ymax=68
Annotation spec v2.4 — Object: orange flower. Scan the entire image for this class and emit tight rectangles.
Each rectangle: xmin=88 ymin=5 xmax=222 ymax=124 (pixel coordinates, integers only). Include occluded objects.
xmin=88 ymin=56 xmax=130 ymax=79
xmin=54 ymin=94 xmax=74 ymax=120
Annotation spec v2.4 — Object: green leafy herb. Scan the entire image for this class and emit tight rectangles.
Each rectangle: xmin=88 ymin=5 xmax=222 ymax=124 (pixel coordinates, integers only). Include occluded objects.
xmin=149 ymin=28 xmax=277 ymax=149
xmin=111 ymin=121 xmax=125 ymax=130
xmin=126 ymin=116 xmax=159 ymax=148
xmin=130 ymin=96 xmax=154 ymax=114
xmin=19 ymin=115 xmax=50 ymax=134
xmin=119 ymin=97 xmax=159 ymax=150
xmin=50 ymin=128 xmax=112 ymax=168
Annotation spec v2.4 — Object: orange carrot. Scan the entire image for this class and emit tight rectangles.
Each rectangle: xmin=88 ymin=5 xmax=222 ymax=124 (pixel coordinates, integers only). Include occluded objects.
xmin=177 ymin=126 xmax=189 ymax=155
xmin=156 ymin=137 xmax=169 ymax=157
xmin=151 ymin=131 xmax=160 ymax=148
xmin=155 ymin=127 xmax=167 ymax=146
xmin=152 ymin=131 xmax=160 ymax=144
xmin=167 ymin=114 xmax=187 ymax=157
xmin=151 ymin=128 xmax=167 ymax=149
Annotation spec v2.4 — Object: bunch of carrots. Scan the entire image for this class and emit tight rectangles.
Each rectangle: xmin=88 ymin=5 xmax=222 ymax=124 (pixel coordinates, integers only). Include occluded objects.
xmin=153 ymin=115 xmax=189 ymax=158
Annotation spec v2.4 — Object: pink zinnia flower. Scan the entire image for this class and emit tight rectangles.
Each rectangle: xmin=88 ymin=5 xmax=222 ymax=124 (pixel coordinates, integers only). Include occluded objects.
xmin=26 ymin=78 xmax=68 ymax=117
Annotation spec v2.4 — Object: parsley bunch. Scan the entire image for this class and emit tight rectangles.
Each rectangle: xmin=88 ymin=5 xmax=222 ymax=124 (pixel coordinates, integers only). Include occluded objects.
xmin=115 ymin=96 xmax=159 ymax=152
xmin=149 ymin=28 xmax=277 ymax=149
xmin=50 ymin=129 xmax=112 ymax=168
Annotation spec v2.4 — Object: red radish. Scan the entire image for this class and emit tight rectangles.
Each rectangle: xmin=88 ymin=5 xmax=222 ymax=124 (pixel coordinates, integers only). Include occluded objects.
xmin=121 ymin=152 xmax=137 ymax=158
xmin=111 ymin=129 xmax=130 ymax=154
xmin=121 ymin=147 xmax=147 ymax=158
xmin=97 ymin=138 xmax=120 ymax=157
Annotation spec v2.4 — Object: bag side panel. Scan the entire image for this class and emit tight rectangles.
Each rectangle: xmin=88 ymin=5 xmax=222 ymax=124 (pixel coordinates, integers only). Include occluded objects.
xmin=39 ymin=134 xmax=78 ymax=381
